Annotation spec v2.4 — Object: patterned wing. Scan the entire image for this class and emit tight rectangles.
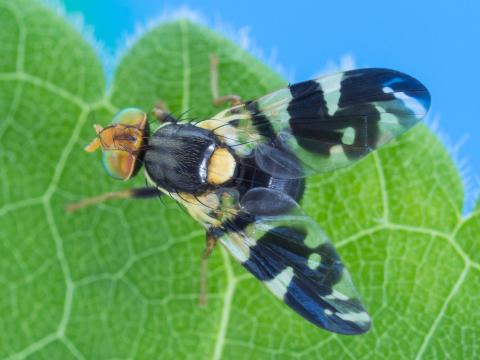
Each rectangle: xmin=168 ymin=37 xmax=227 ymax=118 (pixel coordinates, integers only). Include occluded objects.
xmin=206 ymin=68 xmax=430 ymax=178
xmin=213 ymin=188 xmax=371 ymax=334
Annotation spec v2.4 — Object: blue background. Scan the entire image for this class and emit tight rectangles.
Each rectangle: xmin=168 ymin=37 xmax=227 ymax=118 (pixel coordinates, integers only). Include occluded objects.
xmin=62 ymin=0 xmax=480 ymax=203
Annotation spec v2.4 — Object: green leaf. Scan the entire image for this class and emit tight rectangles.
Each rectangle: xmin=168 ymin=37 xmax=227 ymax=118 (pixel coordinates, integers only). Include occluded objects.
xmin=1 ymin=1 xmax=479 ymax=359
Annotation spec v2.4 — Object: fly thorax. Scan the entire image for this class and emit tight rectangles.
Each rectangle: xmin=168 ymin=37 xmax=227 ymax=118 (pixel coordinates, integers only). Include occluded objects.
xmin=144 ymin=123 xmax=237 ymax=194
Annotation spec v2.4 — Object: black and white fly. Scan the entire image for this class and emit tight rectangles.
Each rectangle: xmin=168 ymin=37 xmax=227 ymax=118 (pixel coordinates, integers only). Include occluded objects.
xmin=68 ymin=56 xmax=430 ymax=335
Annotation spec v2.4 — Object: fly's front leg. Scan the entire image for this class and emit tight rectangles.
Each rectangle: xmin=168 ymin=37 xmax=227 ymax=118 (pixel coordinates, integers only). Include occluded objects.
xmin=65 ymin=187 xmax=162 ymax=214
xmin=152 ymin=102 xmax=178 ymax=124
xmin=198 ymin=230 xmax=218 ymax=307
xmin=210 ymin=54 xmax=242 ymax=107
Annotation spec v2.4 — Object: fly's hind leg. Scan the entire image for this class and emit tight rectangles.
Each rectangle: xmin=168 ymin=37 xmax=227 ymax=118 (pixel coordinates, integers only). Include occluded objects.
xmin=198 ymin=230 xmax=218 ymax=307
xmin=65 ymin=187 xmax=162 ymax=214
xmin=210 ymin=54 xmax=242 ymax=107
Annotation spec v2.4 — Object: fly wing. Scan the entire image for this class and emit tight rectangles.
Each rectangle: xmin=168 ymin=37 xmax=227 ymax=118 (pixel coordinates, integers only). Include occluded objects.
xmin=214 ymin=188 xmax=371 ymax=334
xmin=207 ymin=68 xmax=430 ymax=178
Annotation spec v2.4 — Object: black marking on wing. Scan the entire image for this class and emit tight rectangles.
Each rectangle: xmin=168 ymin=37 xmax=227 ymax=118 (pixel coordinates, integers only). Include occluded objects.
xmin=239 ymin=225 xmax=369 ymax=334
xmin=287 ymin=79 xmax=380 ymax=159
xmin=338 ymin=68 xmax=430 ymax=111
xmin=244 ymin=227 xmax=343 ymax=288
xmin=286 ymin=69 xmax=430 ymax=159
xmin=287 ymin=80 xmax=333 ymax=155
xmin=222 ymin=210 xmax=255 ymax=233
xmin=245 ymin=100 xmax=276 ymax=139
xmin=243 ymin=226 xmax=305 ymax=280
xmin=284 ymin=277 xmax=368 ymax=334
xmin=213 ymin=187 xmax=370 ymax=334
xmin=234 ymin=68 xmax=431 ymax=179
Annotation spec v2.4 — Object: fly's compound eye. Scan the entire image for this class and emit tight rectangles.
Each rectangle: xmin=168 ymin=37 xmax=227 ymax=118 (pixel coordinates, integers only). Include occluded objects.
xmin=102 ymin=149 xmax=138 ymax=180
xmin=85 ymin=107 xmax=149 ymax=181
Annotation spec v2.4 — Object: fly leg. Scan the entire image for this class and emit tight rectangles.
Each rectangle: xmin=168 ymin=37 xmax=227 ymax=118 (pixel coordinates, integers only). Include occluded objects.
xmin=152 ymin=102 xmax=179 ymax=124
xmin=198 ymin=230 xmax=218 ymax=307
xmin=210 ymin=54 xmax=243 ymax=107
xmin=65 ymin=187 xmax=162 ymax=214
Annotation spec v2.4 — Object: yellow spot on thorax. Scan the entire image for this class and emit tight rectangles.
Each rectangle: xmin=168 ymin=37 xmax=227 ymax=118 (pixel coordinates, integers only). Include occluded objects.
xmin=207 ymin=148 xmax=236 ymax=186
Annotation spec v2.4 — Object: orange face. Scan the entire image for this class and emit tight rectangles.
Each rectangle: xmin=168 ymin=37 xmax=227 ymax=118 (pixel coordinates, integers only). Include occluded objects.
xmin=85 ymin=108 xmax=148 ymax=180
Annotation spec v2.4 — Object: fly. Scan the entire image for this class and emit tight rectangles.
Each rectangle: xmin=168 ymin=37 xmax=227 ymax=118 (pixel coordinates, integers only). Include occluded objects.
xmin=67 ymin=55 xmax=430 ymax=334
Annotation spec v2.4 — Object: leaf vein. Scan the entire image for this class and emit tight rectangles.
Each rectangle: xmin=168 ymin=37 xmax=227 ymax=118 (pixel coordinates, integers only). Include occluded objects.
xmin=212 ymin=247 xmax=236 ymax=360
xmin=0 ymin=72 xmax=87 ymax=108
xmin=414 ymin=267 xmax=469 ymax=360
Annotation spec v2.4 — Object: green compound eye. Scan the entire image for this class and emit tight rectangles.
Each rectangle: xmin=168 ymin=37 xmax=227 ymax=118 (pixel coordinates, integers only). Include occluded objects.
xmin=102 ymin=149 xmax=137 ymax=180
xmin=112 ymin=107 xmax=146 ymax=126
